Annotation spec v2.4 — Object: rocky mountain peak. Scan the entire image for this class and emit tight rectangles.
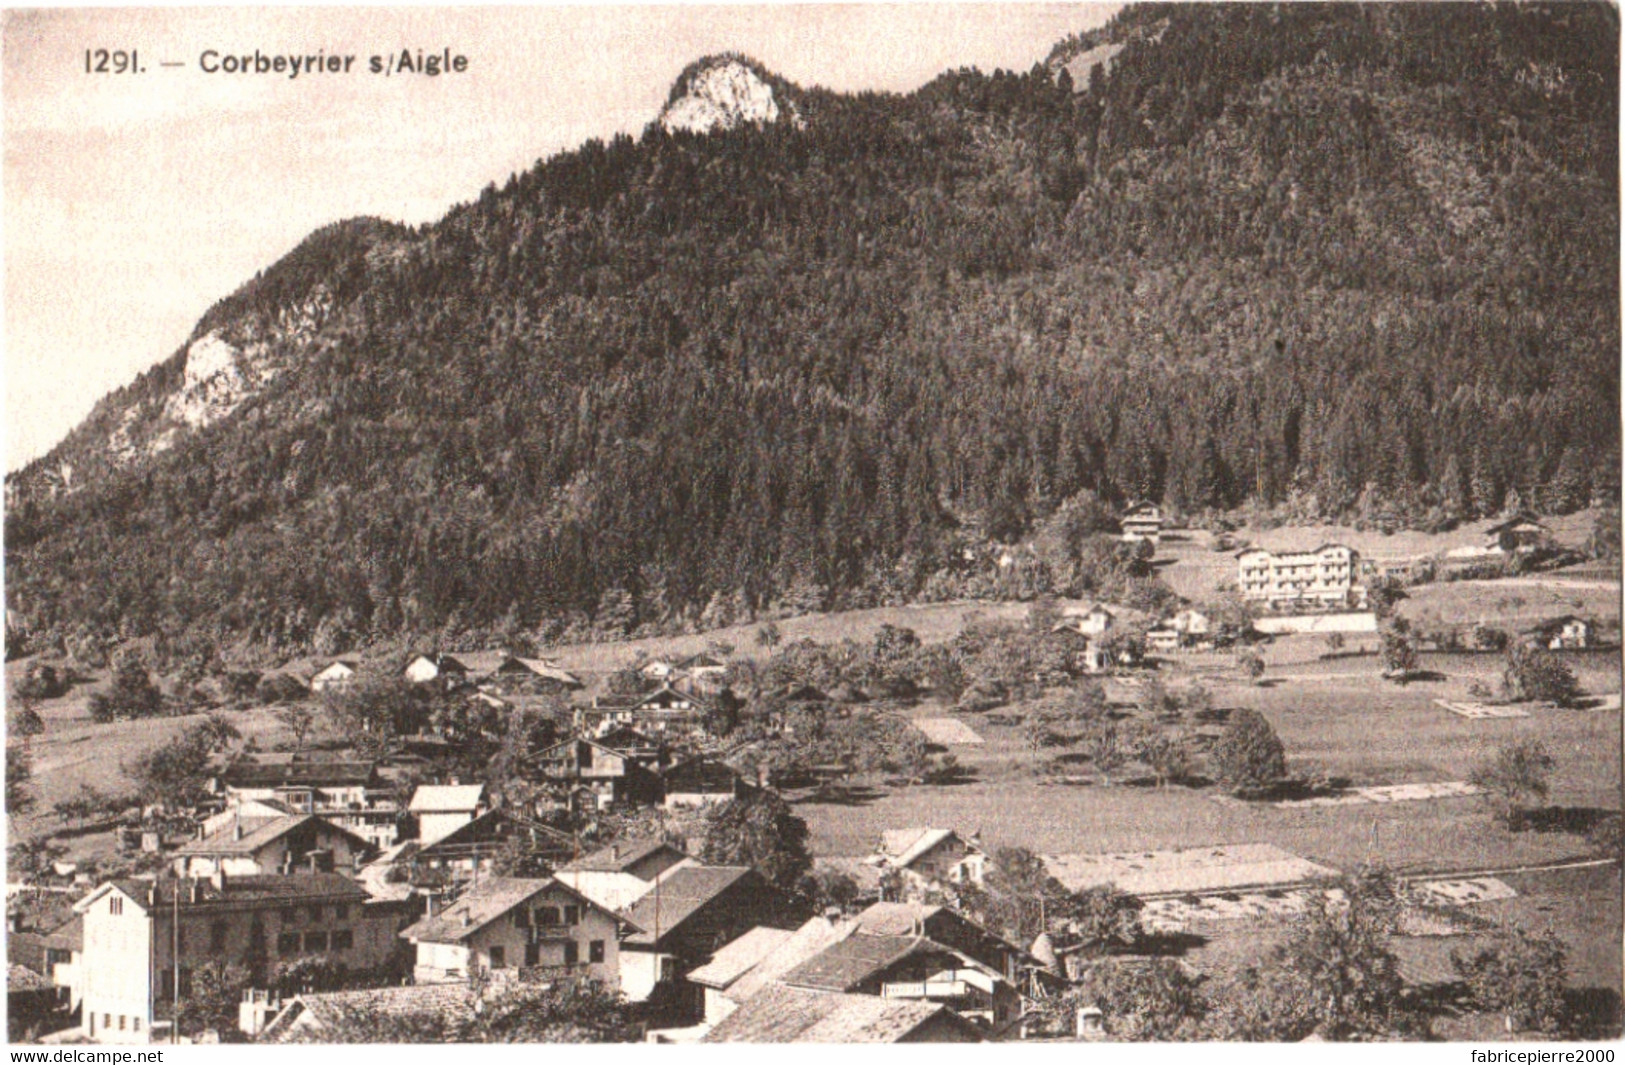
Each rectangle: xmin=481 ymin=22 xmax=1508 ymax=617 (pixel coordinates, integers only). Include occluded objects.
xmin=658 ymin=54 xmax=802 ymax=134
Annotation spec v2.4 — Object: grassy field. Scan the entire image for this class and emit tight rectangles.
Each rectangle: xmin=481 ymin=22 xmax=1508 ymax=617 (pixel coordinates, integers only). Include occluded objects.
xmin=796 ymin=657 xmax=1621 ymax=883
xmin=543 ymin=599 xmax=1036 ymax=679
xmin=1153 ymin=509 xmax=1610 ymax=604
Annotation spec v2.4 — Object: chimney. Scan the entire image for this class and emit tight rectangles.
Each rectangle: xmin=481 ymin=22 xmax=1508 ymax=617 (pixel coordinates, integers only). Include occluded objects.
xmin=211 ymin=869 xmax=227 ymax=894
xmin=189 ymin=878 xmax=203 ymax=905
xmin=461 ymin=911 xmax=472 ymax=928
xmin=233 ymin=820 xmax=245 ymax=841
xmin=426 ymin=894 xmax=438 ymax=918
xmin=609 ymin=844 xmax=619 ymax=860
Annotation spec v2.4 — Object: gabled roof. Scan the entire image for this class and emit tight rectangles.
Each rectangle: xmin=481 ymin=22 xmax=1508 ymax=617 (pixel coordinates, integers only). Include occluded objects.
xmin=314 ymin=659 xmax=359 ymax=672
xmin=557 ymin=839 xmax=690 ymax=876
xmin=876 ymin=828 xmax=972 ymax=869
xmin=443 ymin=652 xmax=580 ymax=687
xmin=633 ymin=683 xmax=711 ymax=711
xmin=260 ymin=983 xmax=473 ymax=1042
xmin=621 ymin=865 xmax=758 ymax=946
xmin=407 ymin=783 xmax=486 ymax=813
xmin=703 ymin=984 xmax=977 ymax=1043
xmin=687 ymin=926 xmax=796 ymax=990
xmin=677 ymin=652 xmax=727 ymax=670
xmin=850 ymin=901 xmax=1030 ymax=971
xmin=539 ymin=738 xmax=627 ymax=760
xmin=662 ymin=758 xmax=742 ymax=793
xmin=848 ymin=901 xmax=945 ymax=937
xmin=597 ymin=725 xmax=660 ymax=750
xmin=413 ymin=808 xmax=513 ymax=858
xmin=1123 ymin=501 xmax=1162 ymax=518
xmin=78 ymin=873 xmax=368 ymax=913
xmin=175 ymin=814 xmax=370 ymax=858
xmin=779 ymin=933 xmax=938 ymax=992
xmin=725 ymin=916 xmax=856 ymax=1003
xmin=401 ymin=876 xmax=622 ymax=944
xmin=1484 ymin=514 xmax=1548 ymax=535
xmin=219 ymin=758 xmax=377 ymax=790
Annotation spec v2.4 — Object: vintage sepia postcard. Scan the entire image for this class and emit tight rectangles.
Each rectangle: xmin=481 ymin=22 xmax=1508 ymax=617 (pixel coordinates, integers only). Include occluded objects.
xmin=3 ymin=2 xmax=1620 ymax=1050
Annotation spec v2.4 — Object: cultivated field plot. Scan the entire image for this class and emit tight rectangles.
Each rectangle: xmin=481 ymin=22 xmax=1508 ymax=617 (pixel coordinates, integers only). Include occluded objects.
xmin=1139 ymin=888 xmax=1321 ymax=931
xmin=800 ymin=664 xmax=1621 ymax=877
xmin=1416 ymin=877 xmax=1517 ymax=905
xmin=910 ymin=717 xmax=984 ymax=746
xmin=1040 ymin=843 xmax=1338 ymax=896
xmin=1273 ymin=781 xmax=1481 ymax=809
xmin=1435 ymin=699 xmax=1531 ymax=720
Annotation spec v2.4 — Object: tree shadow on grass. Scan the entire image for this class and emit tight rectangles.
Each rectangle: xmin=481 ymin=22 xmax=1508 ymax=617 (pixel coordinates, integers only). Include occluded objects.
xmin=789 ymin=784 xmax=886 ymax=808
xmin=1566 ymin=986 xmax=1624 ymax=1040
xmin=1389 ymin=670 xmax=1449 ymax=685
xmin=1519 ymin=805 xmax=1617 ymax=835
xmin=920 ymin=765 xmax=980 ymax=787
xmin=1135 ymin=930 xmax=1209 ymax=957
xmin=1120 ymin=773 xmax=1214 ymax=790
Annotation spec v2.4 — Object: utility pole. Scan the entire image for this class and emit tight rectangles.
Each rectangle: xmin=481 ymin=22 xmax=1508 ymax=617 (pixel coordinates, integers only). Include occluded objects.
xmin=171 ymin=878 xmax=180 ymax=1045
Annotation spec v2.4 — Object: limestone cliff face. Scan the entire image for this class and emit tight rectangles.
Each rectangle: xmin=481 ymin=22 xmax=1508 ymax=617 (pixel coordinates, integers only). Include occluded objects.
xmin=659 ymin=55 xmax=802 ymax=134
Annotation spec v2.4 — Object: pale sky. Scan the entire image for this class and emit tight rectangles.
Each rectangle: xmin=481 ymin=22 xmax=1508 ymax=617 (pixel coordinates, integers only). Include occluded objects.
xmin=2 ymin=3 xmax=1117 ymax=469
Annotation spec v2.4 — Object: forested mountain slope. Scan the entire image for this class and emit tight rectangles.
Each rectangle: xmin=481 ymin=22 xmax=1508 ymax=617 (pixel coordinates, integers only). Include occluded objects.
xmin=6 ymin=4 xmax=1618 ymax=662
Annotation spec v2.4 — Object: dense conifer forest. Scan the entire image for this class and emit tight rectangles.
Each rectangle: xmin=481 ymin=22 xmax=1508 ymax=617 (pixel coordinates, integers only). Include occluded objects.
xmin=6 ymin=3 xmax=1618 ymax=662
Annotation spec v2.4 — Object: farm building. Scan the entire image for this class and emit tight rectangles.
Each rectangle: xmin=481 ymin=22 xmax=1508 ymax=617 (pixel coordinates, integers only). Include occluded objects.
xmin=1119 ymin=502 xmax=1163 ymax=545
xmin=309 ymin=659 xmax=358 ymax=692
xmin=171 ymin=814 xmax=373 ymax=878
xmin=408 ymin=783 xmax=489 ymax=846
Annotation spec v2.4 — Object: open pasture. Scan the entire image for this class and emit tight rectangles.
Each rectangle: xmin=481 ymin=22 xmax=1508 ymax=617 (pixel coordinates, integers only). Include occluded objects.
xmin=798 ymin=659 xmax=1620 ymax=883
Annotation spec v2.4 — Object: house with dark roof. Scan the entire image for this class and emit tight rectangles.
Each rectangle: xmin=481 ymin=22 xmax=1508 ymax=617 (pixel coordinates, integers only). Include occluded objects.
xmin=848 ymin=901 xmax=1026 ymax=982
xmin=407 ymin=808 xmax=575 ymax=883
xmin=595 ymin=725 xmax=668 ymax=770
xmin=256 ymin=981 xmax=473 ymax=1042
xmin=616 ymin=865 xmax=802 ymax=1013
xmin=590 ymin=683 xmax=714 ymax=740
xmin=8 ymin=962 xmax=63 ymax=1041
xmin=7 ymin=915 xmax=81 ymax=1017
xmin=1485 ymin=513 xmax=1549 ymax=553
xmin=777 ymin=923 xmax=1019 ymax=1031
xmin=1521 ymin=614 xmax=1595 ymax=650
xmin=399 ymin=876 xmax=625 ymax=988
xmin=172 ymin=814 xmax=373 ymax=878
xmin=534 ymin=738 xmax=663 ymax=811
xmin=701 ymin=983 xmax=980 ymax=1043
xmin=74 ymin=874 xmax=412 ymax=1044
xmin=215 ymin=755 xmax=379 ymax=809
xmin=675 ymin=652 xmax=729 ymax=692
xmin=662 ymin=758 xmax=749 ymax=809
xmin=447 ymin=652 xmax=584 ymax=695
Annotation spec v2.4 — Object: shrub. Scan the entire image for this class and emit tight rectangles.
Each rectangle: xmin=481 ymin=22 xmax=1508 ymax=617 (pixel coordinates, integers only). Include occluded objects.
xmin=1501 ymin=645 xmax=1581 ymax=707
xmin=1468 ymin=739 xmax=1554 ymax=829
xmin=1211 ymin=708 xmax=1286 ymax=794
xmin=1453 ymin=928 xmax=1568 ymax=1034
